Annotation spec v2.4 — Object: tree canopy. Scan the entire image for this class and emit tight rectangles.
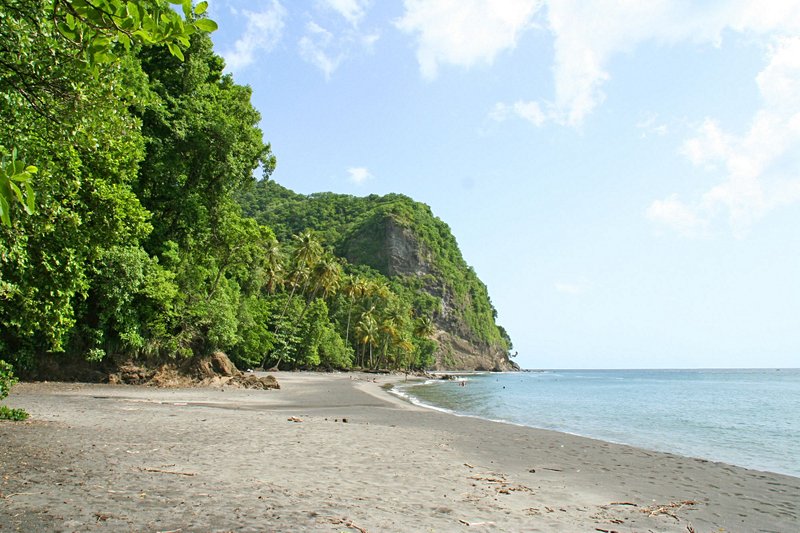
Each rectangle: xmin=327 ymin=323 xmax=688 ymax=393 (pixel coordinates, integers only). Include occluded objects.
xmin=1 ymin=0 xmax=509 ymax=377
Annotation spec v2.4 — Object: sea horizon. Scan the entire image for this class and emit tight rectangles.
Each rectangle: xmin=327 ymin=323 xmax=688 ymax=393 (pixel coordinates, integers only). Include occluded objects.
xmin=518 ymin=367 xmax=800 ymax=371
xmin=396 ymin=368 xmax=800 ymax=479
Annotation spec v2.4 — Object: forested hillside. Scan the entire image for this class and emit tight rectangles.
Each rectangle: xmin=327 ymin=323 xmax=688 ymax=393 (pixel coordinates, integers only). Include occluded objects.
xmin=0 ymin=0 xmax=514 ymax=380
xmin=239 ymin=181 xmax=516 ymax=371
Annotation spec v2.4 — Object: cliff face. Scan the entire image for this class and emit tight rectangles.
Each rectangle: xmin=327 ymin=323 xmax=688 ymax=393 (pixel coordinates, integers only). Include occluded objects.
xmin=343 ymin=212 xmax=518 ymax=372
xmin=239 ymin=180 xmax=518 ymax=372
xmin=341 ymin=215 xmax=434 ymax=277
xmin=434 ymin=331 xmax=518 ymax=372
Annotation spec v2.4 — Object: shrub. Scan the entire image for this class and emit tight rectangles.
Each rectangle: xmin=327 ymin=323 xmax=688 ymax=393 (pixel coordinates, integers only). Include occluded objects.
xmin=0 ymin=360 xmax=29 ymax=421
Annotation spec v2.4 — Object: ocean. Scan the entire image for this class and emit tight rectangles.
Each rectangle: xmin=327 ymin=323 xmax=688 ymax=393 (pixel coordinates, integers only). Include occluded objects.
xmin=394 ymin=368 xmax=800 ymax=478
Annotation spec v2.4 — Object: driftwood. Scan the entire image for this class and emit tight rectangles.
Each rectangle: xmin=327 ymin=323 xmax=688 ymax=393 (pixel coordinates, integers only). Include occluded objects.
xmin=328 ymin=517 xmax=368 ymax=533
xmin=137 ymin=467 xmax=196 ymax=477
xmin=467 ymin=470 xmax=533 ymax=497
xmin=640 ymin=500 xmax=698 ymax=520
xmin=459 ymin=519 xmax=496 ymax=527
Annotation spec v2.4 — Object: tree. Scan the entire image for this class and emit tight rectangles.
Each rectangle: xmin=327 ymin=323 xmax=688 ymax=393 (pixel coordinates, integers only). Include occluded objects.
xmin=356 ymin=310 xmax=378 ymax=368
xmin=341 ymin=274 xmax=367 ymax=345
xmin=0 ymin=149 xmax=36 ymax=227
xmin=414 ymin=315 xmax=435 ymax=338
xmin=293 ymin=231 xmax=323 ymax=273
xmin=299 ymin=254 xmax=341 ymax=319
xmin=378 ymin=317 xmax=399 ymax=369
xmin=0 ymin=360 xmax=28 ymax=420
xmin=0 ymin=0 xmax=218 ymax=227
xmin=261 ymin=238 xmax=284 ymax=295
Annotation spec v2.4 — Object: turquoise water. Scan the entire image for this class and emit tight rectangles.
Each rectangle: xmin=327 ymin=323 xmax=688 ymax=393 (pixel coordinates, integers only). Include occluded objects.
xmin=396 ymin=369 xmax=800 ymax=478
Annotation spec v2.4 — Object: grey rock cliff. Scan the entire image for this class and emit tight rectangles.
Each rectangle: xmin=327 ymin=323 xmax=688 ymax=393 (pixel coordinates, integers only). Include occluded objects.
xmin=345 ymin=214 xmax=517 ymax=372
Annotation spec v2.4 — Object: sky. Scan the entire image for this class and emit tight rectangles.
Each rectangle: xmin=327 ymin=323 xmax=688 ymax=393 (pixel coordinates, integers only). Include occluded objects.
xmin=206 ymin=0 xmax=800 ymax=369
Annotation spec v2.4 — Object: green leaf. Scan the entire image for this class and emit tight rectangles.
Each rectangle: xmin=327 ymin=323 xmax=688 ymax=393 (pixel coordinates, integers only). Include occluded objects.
xmin=126 ymin=1 xmax=140 ymax=23
xmin=167 ymin=42 xmax=184 ymax=61
xmin=24 ymin=183 xmax=35 ymax=213
xmin=195 ymin=1 xmax=208 ymax=15
xmin=9 ymin=181 xmax=24 ymax=204
xmin=0 ymin=195 xmax=10 ymax=227
xmin=194 ymin=18 xmax=218 ymax=32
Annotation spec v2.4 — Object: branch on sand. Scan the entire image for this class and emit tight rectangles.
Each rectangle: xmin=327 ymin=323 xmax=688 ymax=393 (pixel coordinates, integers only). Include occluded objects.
xmin=137 ymin=467 xmax=196 ymax=477
xmin=327 ymin=516 xmax=368 ymax=532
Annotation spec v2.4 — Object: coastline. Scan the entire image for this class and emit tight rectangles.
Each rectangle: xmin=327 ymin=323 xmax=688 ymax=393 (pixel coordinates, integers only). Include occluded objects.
xmin=2 ymin=372 xmax=798 ymax=532
xmin=396 ymin=369 xmax=800 ymax=479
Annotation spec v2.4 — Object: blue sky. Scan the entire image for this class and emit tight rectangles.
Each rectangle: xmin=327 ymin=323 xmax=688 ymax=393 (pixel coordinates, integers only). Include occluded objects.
xmin=207 ymin=1 xmax=800 ymax=369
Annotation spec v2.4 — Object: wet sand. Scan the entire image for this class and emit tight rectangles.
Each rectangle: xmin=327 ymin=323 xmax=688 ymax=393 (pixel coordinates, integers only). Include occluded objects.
xmin=1 ymin=372 xmax=797 ymax=532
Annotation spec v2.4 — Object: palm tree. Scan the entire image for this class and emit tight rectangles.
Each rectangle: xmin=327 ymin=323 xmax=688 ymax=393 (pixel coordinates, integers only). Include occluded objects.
xmin=394 ymin=337 xmax=415 ymax=371
xmin=262 ymin=239 xmax=284 ymax=294
xmin=273 ymin=231 xmax=322 ymax=326
xmin=277 ymin=264 xmax=309 ymax=323
xmin=414 ymin=315 xmax=435 ymax=338
xmin=292 ymin=231 xmax=323 ymax=271
xmin=342 ymin=274 xmax=368 ymax=346
xmin=308 ymin=255 xmax=342 ymax=302
xmin=295 ymin=255 xmax=342 ymax=325
xmin=378 ymin=317 xmax=399 ymax=369
xmin=356 ymin=310 xmax=378 ymax=369
xmin=261 ymin=233 xmax=329 ymax=370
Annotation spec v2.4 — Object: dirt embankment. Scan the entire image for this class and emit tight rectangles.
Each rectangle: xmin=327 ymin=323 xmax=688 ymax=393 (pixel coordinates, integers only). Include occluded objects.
xmin=32 ymin=351 xmax=279 ymax=390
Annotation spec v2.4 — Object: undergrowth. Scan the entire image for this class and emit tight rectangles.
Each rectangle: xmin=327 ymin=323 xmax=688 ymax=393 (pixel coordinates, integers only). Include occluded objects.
xmin=0 ymin=360 xmax=29 ymax=421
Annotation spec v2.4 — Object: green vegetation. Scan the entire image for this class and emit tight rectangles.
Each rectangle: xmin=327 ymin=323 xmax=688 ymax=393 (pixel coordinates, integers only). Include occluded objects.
xmin=0 ymin=0 xmax=215 ymax=226
xmin=239 ymin=180 xmax=512 ymax=351
xmin=0 ymin=1 xmax=510 ymax=378
xmin=0 ymin=361 xmax=28 ymax=420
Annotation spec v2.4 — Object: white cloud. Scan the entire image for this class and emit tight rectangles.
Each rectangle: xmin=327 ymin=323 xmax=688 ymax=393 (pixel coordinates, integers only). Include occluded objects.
xmin=321 ymin=0 xmax=370 ymax=26
xmin=347 ymin=167 xmax=373 ymax=184
xmin=649 ymin=36 xmax=800 ymax=236
xmin=681 ymin=119 xmax=730 ymax=169
xmin=223 ymin=1 xmax=287 ymax=72
xmin=299 ymin=22 xmax=344 ymax=79
xmin=398 ymin=1 xmax=800 ymax=128
xmin=636 ymin=112 xmax=669 ymax=138
xmin=361 ymin=31 xmax=380 ymax=49
xmin=299 ymin=2 xmax=380 ymax=78
xmin=513 ymin=100 xmax=547 ymax=126
xmin=646 ymin=194 xmax=709 ymax=237
xmin=395 ymin=0 xmax=541 ymax=79
xmin=490 ymin=100 xmax=547 ymax=127
xmin=555 ymin=279 xmax=589 ymax=295
xmin=543 ymin=1 xmax=800 ymax=127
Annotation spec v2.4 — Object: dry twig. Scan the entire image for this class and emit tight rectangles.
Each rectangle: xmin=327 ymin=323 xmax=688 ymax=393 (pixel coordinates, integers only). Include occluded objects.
xmin=138 ymin=467 xmax=196 ymax=477
xmin=328 ymin=516 xmax=368 ymax=533
xmin=459 ymin=519 xmax=495 ymax=527
xmin=641 ymin=500 xmax=698 ymax=520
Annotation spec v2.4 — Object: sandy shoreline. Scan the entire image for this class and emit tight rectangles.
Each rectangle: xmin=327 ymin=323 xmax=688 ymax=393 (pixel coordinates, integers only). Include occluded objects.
xmin=1 ymin=372 xmax=797 ymax=532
